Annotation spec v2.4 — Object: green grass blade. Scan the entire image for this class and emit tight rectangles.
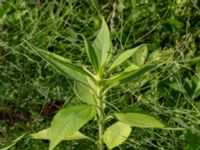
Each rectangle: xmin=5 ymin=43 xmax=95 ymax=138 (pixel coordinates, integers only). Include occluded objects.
xmin=1 ymin=134 xmax=26 ymax=150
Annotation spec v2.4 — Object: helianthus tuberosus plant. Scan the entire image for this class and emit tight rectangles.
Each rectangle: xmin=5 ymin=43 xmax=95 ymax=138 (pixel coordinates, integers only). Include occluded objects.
xmin=27 ymin=17 xmax=168 ymax=150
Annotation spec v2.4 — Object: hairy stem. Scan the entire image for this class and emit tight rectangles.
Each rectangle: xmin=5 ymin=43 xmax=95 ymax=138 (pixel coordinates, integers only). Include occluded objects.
xmin=96 ymin=85 xmax=105 ymax=150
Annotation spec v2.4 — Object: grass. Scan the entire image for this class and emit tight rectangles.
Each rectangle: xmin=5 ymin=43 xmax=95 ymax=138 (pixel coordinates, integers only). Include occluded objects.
xmin=0 ymin=0 xmax=200 ymax=149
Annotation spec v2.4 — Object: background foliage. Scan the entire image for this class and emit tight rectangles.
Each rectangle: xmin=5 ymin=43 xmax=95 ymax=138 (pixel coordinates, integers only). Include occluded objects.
xmin=0 ymin=0 xmax=200 ymax=149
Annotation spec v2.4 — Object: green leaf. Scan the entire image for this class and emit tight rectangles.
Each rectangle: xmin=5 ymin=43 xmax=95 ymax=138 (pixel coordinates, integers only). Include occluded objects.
xmin=108 ymin=45 xmax=147 ymax=72
xmin=74 ymin=81 xmax=96 ymax=105
xmin=147 ymin=50 xmax=162 ymax=62
xmin=105 ymin=64 xmax=157 ymax=87
xmin=1 ymin=134 xmax=25 ymax=150
xmin=82 ymin=35 xmax=99 ymax=72
xmin=114 ymin=112 xmax=165 ymax=128
xmin=30 ymin=128 xmax=89 ymax=140
xmin=30 ymin=128 xmax=49 ymax=140
xmin=49 ymin=105 xmax=96 ymax=150
xmin=27 ymin=44 xmax=93 ymax=84
xmin=93 ymin=17 xmax=112 ymax=69
xmin=131 ymin=45 xmax=148 ymax=66
xmin=167 ymin=18 xmax=183 ymax=29
xmin=185 ymin=131 xmax=200 ymax=150
xmin=0 ymin=1 xmax=13 ymax=19
xmin=103 ymin=122 xmax=131 ymax=150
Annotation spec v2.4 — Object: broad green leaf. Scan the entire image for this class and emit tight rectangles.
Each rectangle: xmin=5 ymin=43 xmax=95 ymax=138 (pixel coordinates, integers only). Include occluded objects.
xmin=30 ymin=128 xmax=89 ymax=140
xmin=29 ymin=45 xmax=93 ymax=84
xmin=114 ymin=112 xmax=165 ymax=128
xmin=49 ymin=105 xmax=96 ymax=150
xmin=93 ymin=17 xmax=112 ymax=69
xmin=103 ymin=122 xmax=131 ymax=149
xmin=108 ymin=45 xmax=147 ymax=72
xmin=1 ymin=134 xmax=25 ymax=150
xmin=105 ymin=64 xmax=157 ymax=87
xmin=74 ymin=81 xmax=96 ymax=105
xmin=82 ymin=35 xmax=99 ymax=72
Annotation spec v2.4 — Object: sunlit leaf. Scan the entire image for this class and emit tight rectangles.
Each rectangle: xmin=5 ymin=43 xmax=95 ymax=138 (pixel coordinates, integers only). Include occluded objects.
xmin=27 ymin=43 xmax=93 ymax=84
xmin=108 ymin=45 xmax=147 ymax=72
xmin=30 ymin=128 xmax=89 ymax=140
xmin=93 ymin=17 xmax=112 ymax=69
xmin=49 ymin=105 xmax=96 ymax=150
xmin=103 ymin=122 xmax=131 ymax=149
xmin=131 ymin=45 xmax=148 ymax=66
xmin=105 ymin=64 xmax=157 ymax=87
xmin=114 ymin=112 xmax=165 ymax=128
xmin=74 ymin=81 xmax=96 ymax=105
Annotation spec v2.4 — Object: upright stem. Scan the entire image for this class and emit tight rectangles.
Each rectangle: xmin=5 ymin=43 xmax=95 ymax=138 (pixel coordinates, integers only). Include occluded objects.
xmin=96 ymin=84 xmax=105 ymax=150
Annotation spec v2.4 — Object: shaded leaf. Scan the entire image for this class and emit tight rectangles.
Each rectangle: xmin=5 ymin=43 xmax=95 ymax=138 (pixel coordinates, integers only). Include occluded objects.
xmin=185 ymin=131 xmax=200 ymax=150
xmin=82 ymin=35 xmax=99 ymax=72
xmin=114 ymin=112 xmax=165 ymax=128
xmin=93 ymin=17 xmax=112 ymax=69
xmin=191 ymin=75 xmax=200 ymax=99
xmin=167 ymin=18 xmax=183 ymax=29
xmin=49 ymin=105 xmax=96 ymax=150
xmin=30 ymin=128 xmax=89 ymax=140
xmin=103 ymin=122 xmax=131 ymax=149
xmin=0 ymin=1 xmax=13 ymax=19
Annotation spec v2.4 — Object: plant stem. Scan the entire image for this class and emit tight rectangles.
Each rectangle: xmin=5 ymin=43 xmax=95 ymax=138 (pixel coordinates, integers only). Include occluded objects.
xmin=96 ymin=85 xmax=105 ymax=150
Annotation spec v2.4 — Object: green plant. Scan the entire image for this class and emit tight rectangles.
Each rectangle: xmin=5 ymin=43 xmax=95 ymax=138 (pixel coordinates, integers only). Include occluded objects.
xmin=27 ymin=17 xmax=168 ymax=150
xmin=3 ymin=17 xmax=171 ymax=150
xmin=1 ymin=0 xmax=200 ymax=149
